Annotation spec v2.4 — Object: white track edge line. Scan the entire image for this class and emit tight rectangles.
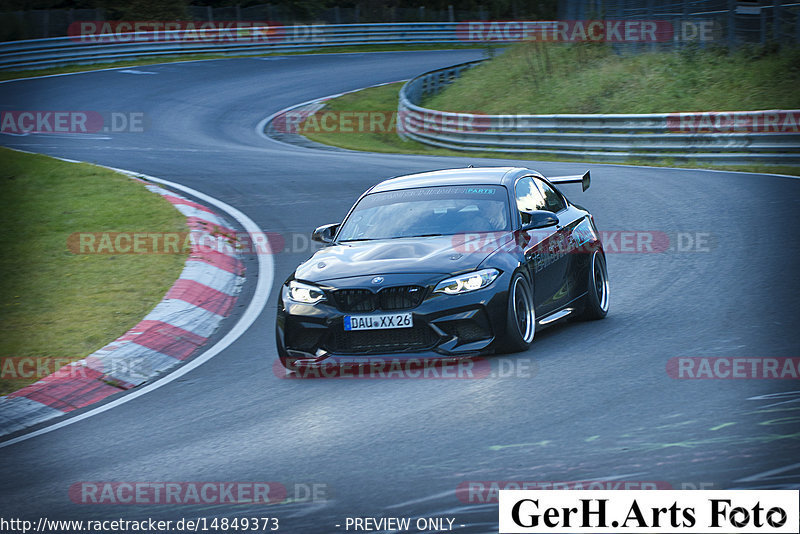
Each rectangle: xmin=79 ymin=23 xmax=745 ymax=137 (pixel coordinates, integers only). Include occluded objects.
xmin=0 ymin=49 xmax=473 ymax=85
xmin=0 ymin=155 xmax=274 ymax=448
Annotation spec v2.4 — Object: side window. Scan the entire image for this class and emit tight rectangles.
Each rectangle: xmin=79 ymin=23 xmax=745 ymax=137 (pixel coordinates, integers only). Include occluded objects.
xmin=534 ymin=178 xmax=566 ymax=213
xmin=515 ymin=177 xmax=546 ymax=224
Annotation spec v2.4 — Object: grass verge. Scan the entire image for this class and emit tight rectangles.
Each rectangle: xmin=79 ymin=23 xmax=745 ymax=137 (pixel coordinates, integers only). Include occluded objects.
xmin=0 ymin=148 xmax=188 ymax=395
xmin=298 ymin=81 xmax=800 ymax=177
xmin=424 ymin=42 xmax=800 ymax=113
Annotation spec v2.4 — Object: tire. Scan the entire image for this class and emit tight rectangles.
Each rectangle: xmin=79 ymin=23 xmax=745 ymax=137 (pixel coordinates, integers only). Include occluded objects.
xmin=580 ymin=250 xmax=609 ymax=320
xmin=499 ymin=272 xmax=536 ymax=353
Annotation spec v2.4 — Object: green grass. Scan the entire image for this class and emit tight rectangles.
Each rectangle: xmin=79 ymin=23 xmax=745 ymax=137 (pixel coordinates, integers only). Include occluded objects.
xmin=0 ymin=149 xmax=188 ymax=395
xmin=0 ymin=43 xmax=494 ymax=82
xmin=299 ymin=81 xmax=800 ymax=177
xmin=424 ymin=42 xmax=800 ymax=114
xmin=296 ymin=82 xmax=439 ymax=154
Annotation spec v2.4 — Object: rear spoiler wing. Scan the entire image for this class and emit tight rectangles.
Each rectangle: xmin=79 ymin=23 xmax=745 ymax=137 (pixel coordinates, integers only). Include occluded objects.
xmin=548 ymin=170 xmax=590 ymax=192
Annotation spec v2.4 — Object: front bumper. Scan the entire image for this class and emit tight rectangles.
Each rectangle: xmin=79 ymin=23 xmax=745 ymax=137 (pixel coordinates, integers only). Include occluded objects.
xmin=275 ymin=272 xmax=511 ymax=368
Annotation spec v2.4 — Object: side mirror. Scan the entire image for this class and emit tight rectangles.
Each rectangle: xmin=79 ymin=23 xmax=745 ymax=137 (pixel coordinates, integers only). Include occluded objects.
xmin=312 ymin=223 xmax=339 ymax=244
xmin=521 ymin=210 xmax=559 ymax=231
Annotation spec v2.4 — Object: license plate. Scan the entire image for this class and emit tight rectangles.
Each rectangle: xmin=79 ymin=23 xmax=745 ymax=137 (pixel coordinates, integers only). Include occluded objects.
xmin=344 ymin=313 xmax=413 ymax=331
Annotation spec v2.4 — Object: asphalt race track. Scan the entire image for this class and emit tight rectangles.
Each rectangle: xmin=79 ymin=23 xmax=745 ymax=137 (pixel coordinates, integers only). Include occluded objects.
xmin=1 ymin=50 xmax=799 ymax=532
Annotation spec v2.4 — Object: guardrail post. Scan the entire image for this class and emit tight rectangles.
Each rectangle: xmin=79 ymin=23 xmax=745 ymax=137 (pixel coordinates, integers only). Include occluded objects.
xmin=773 ymin=0 xmax=782 ymax=45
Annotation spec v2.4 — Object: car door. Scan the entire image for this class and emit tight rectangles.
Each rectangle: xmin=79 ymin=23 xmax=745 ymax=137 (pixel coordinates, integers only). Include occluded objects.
xmin=532 ymin=177 xmax=580 ymax=312
xmin=514 ymin=176 xmax=565 ymax=316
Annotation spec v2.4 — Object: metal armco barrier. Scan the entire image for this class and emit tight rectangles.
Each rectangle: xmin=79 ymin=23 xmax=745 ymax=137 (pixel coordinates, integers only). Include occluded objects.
xmin=397 ymin=61 xmax=800 ymax=164
xmin=0 ymin=18 xmax=764 ymax=71
xmin=0 ymin=23 xmax=482 ymax=70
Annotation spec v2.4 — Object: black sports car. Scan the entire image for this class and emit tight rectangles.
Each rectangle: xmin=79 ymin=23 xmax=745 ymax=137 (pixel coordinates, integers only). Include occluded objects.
xmin=275 ymin=166 xmax=608 ymax=370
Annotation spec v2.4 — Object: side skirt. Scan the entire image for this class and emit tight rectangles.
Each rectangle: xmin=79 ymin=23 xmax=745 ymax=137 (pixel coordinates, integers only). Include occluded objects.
xmin=538 ymin=307 xmax=575 ymax=326
xmin=536 ymin=292 xmax=588 ymax=327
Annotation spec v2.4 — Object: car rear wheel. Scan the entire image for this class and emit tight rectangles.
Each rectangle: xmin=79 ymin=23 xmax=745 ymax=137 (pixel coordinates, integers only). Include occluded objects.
xmin=499 ymin=272 xmax=535 ymax=353
xmin=580 ymin=250 xmax=609 ymax=320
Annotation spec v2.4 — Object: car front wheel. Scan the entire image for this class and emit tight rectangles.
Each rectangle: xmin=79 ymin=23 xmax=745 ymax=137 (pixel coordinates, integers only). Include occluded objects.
xmin=499 ymin=272 xmax=536 ymax=353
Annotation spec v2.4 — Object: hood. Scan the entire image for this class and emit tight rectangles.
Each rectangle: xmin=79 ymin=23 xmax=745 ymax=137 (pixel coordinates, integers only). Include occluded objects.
xmin=295 ymin=233 xmax=516 ymax=283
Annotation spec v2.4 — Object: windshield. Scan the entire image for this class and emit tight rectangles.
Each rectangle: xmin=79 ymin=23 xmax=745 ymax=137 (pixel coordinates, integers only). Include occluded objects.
xmin=337 ymin=185 xmax=511 ymax=242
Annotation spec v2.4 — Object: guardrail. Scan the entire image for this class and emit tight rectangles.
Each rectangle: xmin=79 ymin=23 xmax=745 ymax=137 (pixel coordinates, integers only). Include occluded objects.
xmin=6 ymin=23 xmax=798 ymax=165
xmin=397 ymin=61 xmax=800 ymax=164
xmin=0 ymin=23 xmax=487 ymax=70
xmin=0 ymin=18 xmax=747 ymax=71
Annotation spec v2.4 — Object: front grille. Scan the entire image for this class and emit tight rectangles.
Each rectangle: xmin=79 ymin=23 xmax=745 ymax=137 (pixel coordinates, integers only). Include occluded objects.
xmin=328 ymin=323 xmax=438 ymax=354
xmin=331 ymin=285 xmax=426 ymax=312
xmin=331 ymin=289 xmax=376 ymax=312
xmin=379 ymin=286 xmax=426 ymax=310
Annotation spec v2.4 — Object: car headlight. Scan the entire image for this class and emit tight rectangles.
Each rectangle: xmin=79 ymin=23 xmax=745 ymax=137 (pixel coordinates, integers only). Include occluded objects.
xmin=434 ymin=268 xmax=500 ymax=295
xmin=287 ymin=280 xmax=325 ymax=304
